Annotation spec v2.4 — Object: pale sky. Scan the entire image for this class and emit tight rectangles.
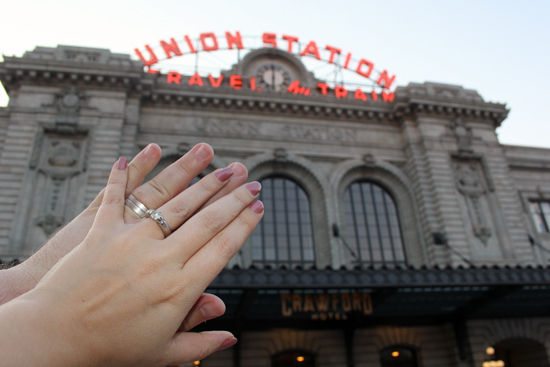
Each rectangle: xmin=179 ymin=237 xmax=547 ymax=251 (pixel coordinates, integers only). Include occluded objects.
xmin=1 ymin=0 xmax=549 ymax=148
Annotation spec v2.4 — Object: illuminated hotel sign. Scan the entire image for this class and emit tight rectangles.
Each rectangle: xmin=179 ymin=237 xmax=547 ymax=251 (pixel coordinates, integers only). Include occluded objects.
xmin=134 ymin=32 xmax=395 ymax=102
xmin=280 ymin=292 xmax=373 ymax=321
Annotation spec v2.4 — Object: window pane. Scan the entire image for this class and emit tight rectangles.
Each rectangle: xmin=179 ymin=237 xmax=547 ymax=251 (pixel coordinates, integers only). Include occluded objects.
xmin=530 ymin=201 xmax=550 ymax=233
xmin=343 ymin=182 xmax=406 ymax=267
xmin=252 ymin=177 xmax=315 ymax=268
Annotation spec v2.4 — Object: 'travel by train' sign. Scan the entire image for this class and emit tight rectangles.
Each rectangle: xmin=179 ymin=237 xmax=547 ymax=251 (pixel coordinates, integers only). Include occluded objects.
xmin=134 ymin=32 xmax=396 ymax=102
xmin=280 ymin=292 xmax=373 ymax=321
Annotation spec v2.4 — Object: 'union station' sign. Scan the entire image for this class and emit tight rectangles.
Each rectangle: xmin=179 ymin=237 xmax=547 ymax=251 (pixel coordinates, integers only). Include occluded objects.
xmin=134 ymin=32 xmax=396 ymax=102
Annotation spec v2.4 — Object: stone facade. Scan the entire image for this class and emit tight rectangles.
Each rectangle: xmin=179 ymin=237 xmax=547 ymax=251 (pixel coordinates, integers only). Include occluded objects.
xmin=1 ymin=45 xmax=549 ymax=367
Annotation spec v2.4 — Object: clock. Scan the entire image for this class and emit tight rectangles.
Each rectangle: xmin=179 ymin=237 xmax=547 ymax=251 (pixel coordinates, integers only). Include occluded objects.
xmin=254 ymin=63 xmax=292 ymax=92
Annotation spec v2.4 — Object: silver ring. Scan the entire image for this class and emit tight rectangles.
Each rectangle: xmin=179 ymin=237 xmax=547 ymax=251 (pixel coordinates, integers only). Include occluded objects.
xmin=125 ymin=194 xmax=149 ymax=218
xmin=145 ymin=209 xmax=172 ymax=238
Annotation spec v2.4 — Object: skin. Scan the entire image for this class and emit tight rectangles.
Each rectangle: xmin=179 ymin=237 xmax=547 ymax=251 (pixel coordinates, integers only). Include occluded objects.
xmin=0 ymin=151 xmax=264 ymax=366
xmin=0 ymin=143 xmax=249 ymax=332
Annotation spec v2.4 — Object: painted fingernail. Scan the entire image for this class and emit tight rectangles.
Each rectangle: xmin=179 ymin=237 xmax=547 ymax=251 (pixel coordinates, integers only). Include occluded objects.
xmin=250 ymin=200 xmax=264 ymax=214
xmin=117 ymin=157 xmax=127 ymax=170
xmin=215 ymin=167 xmax=234 ymax=182
xmin=200 ymin=301 xmax=221 ymax=321
xmin=217 ymin=337 xmax=238 ymax=351
xmin=246 ymin=181 xmax=261 ymax=196
xmin=191 ymin=143 xmax=212 ymax=160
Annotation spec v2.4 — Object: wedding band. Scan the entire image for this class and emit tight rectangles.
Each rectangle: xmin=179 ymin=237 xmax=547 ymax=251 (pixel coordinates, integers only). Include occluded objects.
xmin=145 ymin=209 xmax=172 ymax=238
xmin=125 ymin=194 xmax=149 ymax=218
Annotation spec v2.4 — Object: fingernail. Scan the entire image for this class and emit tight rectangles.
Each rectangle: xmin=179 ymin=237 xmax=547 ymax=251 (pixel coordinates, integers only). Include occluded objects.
xmin=200 ymin=302 xmax=221 ymax=321
xmin=250 ymin=201 xmax=264 ymax=214
xmin=117 ymin=157 xmax=127 ymax=170
xmin=143 ymin=144 xmax=155 ymax=157
xmin=229 ymin=162 xmax=247 ymax=177
xmin=217 ymin=337 xmax=238 ymax=351
xmin=191 ymin=143 xmax=211 ymax=160
xmin=246 ymin=181 xmax=261 ymax=196
xmin=215 ymin=167 xmax=234 ymax=182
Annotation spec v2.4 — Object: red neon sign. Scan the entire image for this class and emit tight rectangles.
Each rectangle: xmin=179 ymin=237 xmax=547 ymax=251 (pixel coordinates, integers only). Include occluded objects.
xmin=135 ymin=32 xmax=396 ymax=102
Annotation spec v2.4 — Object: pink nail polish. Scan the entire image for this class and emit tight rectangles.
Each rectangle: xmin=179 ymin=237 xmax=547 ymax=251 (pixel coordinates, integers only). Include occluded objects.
xmin=217 ymin=337 xmax=238 ymax=351
xmin=117 ymin=157 xmax=127 ymax=170
xmin=250 ymin=201 xmax=264 ymax=214
xmin=246 ymin=181 xmax=261 ymax=196
xmin=191 ymin=143 xmax=212 ymax=160
xmin=215 ymin=167 xmax=234 ymax=182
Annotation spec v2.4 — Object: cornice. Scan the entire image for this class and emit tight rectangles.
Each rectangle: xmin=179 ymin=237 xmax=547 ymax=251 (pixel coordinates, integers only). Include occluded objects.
xmin=211 ymin=266 xmax=550 ymax=289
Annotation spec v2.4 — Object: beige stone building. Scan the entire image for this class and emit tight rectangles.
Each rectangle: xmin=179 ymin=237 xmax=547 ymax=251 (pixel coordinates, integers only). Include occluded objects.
xmin=1 ymin=44 xmax=549 ymax=367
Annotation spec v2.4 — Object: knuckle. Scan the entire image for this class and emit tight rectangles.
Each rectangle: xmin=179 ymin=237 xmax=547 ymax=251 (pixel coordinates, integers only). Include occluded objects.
xmin=146 ymin=177 xmax=171 ymax=200
xmin=215 ymin=233 xmax=237 ymax=258
xmin=201 ymin=211 xmax=225 ymax=233
xmin=199 ymin=176 xmax=217 ymax=194
xmin=174 ymin=159 xmax=195 ymax=178
xmin=236 ymin=214 xmax=254 ymax=233
xmin=168 ymin=200 xmax=191 ymax=218
xmin=103 ymin=196 xmax=124 ymax=206
xmin=232 ymin=190 xmax=249 ymax=207
xmin=195 ymin=343 xmax=214 ymax=361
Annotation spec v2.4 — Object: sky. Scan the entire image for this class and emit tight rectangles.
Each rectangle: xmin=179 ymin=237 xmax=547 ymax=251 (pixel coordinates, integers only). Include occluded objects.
xmin=1 ymin=0 xmax=549 ymax=148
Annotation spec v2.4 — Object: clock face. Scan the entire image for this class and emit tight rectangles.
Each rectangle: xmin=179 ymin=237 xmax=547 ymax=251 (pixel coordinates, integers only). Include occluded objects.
xmin=254 ymin=63 xmax=292 ymax=92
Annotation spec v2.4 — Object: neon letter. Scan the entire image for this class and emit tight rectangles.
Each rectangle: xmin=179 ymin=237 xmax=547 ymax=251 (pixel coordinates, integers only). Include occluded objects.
xmin=354 ymin=89 xmax=367 ymax=101
xmin=188 ymin=73 xmax=204 ymax=86
xmin=377 ymin=70 xmax=396 ymax=89
xmin=343 ymin=53 xmax=352 ymax=69
xmin=167 ymin=71 xmax=182 ymax=84
xmin=325 ymin=45 xmax=341 ymax=64
xmin=184 ymin=35 xmax=196 ymax=53
xmin=160 ymin=38 xmax=182 ymax=59
xmin=208 ymin=74 xmax=224 ymax=88
xmin=287 ymin=80 xmax=301 ymax=94
xmin=356 ymin=59 xmax=374 ymax=78
xmin=200 ymin=33 xmax=219 ymax=51
xmin=301 ymin=41 xmax=321 ymax=60
xmin=381 ymin=91 xmax=395 ymax=102
xmin=225 ymin=31 xmax=244 ymax=50
xmin=250 ymin=77 xmax=256 ymax=90
xmin=262 ymin=33 xmax=277 ymax=48
xmin=134 ymin=45 xmax=158 ymax=67
xmin=230 ymin=75 xmax=242 ymax=90
xmin=371 ymin=91 xmax=378 ymax=101
xmin=282 ymin=35 xmax=299 ymax=53
xmin=317 ymin=83 xmax=329 ymax=96
xmin=334 ymin=86 xmax=348 ymax=98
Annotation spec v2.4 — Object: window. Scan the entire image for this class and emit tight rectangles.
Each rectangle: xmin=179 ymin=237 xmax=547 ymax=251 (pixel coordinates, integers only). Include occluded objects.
xmin=272 ymin=351 xmax=314 ymax=367
xmin=343 ymin=181 xmax=406 ymax=267
xmin=380 ymin=346 xmax=418 ymax=367
xmin=251 ymin=177 xmax=315 ymax=268
xmin=530 ymin=201 xmax=550 ymax=233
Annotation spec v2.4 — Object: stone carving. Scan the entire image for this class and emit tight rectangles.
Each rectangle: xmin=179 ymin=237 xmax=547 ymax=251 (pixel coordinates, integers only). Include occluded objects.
xmin=281 ymin=125 xmax=356 ymax=143
xmin=274 ymin=148 xmax=288 ymax=161
xmin=450 ymin=118 xmax=473 ymax=152
xmin=454 ymin=162 xmax=492 ymax=244
xmin=53 ymin=87 xmax=86 ymax=125
xmin=177 ymin=142 xmax=191 ymax=155
xmin=363 ymin=153 xmax=376 ymax=166
xmin=195 ymin=118 xmax=260 ymax=137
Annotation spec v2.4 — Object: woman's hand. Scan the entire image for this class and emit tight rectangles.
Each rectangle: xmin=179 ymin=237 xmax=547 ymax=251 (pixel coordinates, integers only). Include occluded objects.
xmin=0 ymin=156 xmax=264 ymax=367
xmin=1 ymin=143 xmax=248 ymax=304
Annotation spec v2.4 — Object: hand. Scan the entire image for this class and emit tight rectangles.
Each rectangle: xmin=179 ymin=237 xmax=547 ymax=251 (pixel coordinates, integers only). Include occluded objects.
xmin=0 ymin=157 xmax=264 ymax=366
xmin=1 ymin=143 xmax=247 ymax=303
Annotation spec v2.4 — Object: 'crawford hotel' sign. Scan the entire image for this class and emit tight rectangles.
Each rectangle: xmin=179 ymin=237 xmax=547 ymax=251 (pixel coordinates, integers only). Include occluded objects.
xmin=134 ymin=31 xmax=396 ymax=102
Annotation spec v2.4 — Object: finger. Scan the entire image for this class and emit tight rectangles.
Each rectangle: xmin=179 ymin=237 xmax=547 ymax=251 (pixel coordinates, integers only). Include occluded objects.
xmin=181 ymin=201 xmax=264 ymax=294
xmin=94 ymin=157 xmax=128 ymax=227
xmin=166 ymin=182 xmax=261 ymax=261
xmin=125 ymin=143 xmax=162 ymax=197
xmin=178 ymin=293 xmax=226 ymax=332
xmin=199 ymin=162 xmax=248 ymax=210
xmin=163 ymin=331 xmax=237 ymax=365
xmin=145 ymin=165 xmax=235 ymax=235
xmin=127 ymin=143 xmax=214 ymax=221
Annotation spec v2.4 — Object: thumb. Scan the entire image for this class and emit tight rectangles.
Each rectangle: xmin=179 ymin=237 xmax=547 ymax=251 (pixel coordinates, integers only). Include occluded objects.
xmin=163 ymin=331 xmax=237 ymax=365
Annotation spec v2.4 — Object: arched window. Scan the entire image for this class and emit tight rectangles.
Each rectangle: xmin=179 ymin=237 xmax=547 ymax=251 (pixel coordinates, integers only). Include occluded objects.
xmin=251 ymin=177 xmax=315 ymax=268
xmin=492 ymin=338 xmax=550 ymax=367
xmin=343 ymin=181 xmax=406 ymax=267
xmin=380 ymin=346 xmax=418 ymax=367
xmin=272 ymin=351 xmax=315 ymax=367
